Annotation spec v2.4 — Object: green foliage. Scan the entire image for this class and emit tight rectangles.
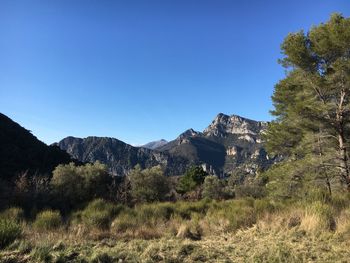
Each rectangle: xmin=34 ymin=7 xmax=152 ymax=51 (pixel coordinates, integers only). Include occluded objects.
xmin=90 ymin=252 xmax=114 ymax=263
xmin=33 ymin=210 xmax=62 ymax=231
xmin=129 ymin=165 xmax=170 ymax=202
xmin=202 ymin=176 xmax=224 ymax=200
xmin=51 ymin=162 xmax=111 ymax=210
xmin=30 ymin=243 xmax=53 ymax=262
xmin=265 ymin=13 xmax=350 ymax=192
xmin=0 ymin=219 xmax=22 ymax=248
xmin=177 ymin=166 xmax=208 ymax=194
xmin=78 ymin=199 xmax=124 ymax=230
xmin=0 ymin=207 xmax=25 ymax=222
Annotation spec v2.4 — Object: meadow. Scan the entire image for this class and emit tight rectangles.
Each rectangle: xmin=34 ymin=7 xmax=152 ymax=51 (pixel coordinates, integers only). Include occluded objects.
xmin=1 ymin=195 xmax=350 ymax=262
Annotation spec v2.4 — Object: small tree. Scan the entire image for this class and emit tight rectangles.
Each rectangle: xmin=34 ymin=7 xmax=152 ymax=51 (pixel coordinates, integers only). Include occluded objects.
xmin=176 ymin=166 xmax=208 ymax=194
xmin=51 ymin=162 xmax=111 ymax=211
xmin=129 ymin=165 xmax=170 ymax=203
xmin=203 ymin=176 xmax=223 ymax=200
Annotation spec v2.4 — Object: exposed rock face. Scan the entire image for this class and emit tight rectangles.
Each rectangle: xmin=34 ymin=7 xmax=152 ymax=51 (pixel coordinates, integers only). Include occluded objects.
xmin=203 ymin=113 xmax=268 ymax=137
xmin=56 ymin=113 xmax=276 ymax=177
xmin=155 ymin=113 xmax=274 ymax=176
xmin=226 ymin=146 xmax=238 ymax=156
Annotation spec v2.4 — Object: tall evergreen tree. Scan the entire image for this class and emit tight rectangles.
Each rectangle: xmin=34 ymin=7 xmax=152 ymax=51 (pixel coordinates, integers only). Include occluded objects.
xmin=265 ymin=14 xmax=350 ymax=190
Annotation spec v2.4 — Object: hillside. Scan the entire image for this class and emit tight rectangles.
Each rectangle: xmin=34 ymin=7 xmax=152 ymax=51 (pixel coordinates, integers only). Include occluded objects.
xmin=0 ymin=113 xmax=72 ymax=180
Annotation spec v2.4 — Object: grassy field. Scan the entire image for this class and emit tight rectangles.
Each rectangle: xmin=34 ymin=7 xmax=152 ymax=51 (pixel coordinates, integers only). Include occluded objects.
xmin=1 ymin=197 xmax=350 ymax=262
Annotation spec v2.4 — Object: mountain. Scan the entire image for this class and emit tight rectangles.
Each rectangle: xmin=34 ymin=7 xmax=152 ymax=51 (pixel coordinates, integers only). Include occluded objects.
xmin=157 ymin=113 xmax=272 ymax=176
xmin=56 ymin=113 xmax=275 ymax=177
xmin=56 ymin=136 xmax=188 ymax=176
xmin=0 ymin=113 xmax=72 ymax=180
xmin=141 ymin=139 xmax=168 ymax=150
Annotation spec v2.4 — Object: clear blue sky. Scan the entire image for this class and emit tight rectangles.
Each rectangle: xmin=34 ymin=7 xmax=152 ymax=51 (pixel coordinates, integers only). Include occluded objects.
xmin=1 ymin=1 xmax=349 ymax=145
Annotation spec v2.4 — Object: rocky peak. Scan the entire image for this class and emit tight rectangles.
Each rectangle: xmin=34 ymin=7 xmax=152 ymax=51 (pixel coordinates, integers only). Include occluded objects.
xmin=177 ymin=128 xmax=201 ymax=140
xmin=203 ymin=113 xmax=268 ymax=137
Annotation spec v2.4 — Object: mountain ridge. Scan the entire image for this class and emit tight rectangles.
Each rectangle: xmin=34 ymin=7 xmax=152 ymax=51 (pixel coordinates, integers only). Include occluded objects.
xmin=0 ymin=113 xmax=73 ymax=180
xmin=56 ymin=113 xmax=274 ymax=177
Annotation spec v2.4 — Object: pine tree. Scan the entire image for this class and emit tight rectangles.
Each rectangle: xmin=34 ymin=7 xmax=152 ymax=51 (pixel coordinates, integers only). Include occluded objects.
xmin=265 ymin=14 xmax=350 ymax=191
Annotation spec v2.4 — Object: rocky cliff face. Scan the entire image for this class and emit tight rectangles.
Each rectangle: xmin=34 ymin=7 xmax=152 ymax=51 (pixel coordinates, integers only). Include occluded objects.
xmin=203 ymin=113 xmax=268 ymax=137
xmin=156 ymin=113 xmax=272 ymax=176
xmin=56 ymin=113 xmax=275 ymax=177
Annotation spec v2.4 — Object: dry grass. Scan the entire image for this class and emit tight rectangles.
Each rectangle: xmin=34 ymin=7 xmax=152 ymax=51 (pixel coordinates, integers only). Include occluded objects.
xmin=1 ymin=198 xmax=350 ymax=262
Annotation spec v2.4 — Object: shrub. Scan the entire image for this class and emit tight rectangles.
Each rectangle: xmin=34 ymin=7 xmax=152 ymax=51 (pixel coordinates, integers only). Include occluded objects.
xmin=0 ymin=207 xmax=25 ymax=222
xmin=0 ymin=219 xmax=22 ymax=248
xmin=51 ymin=162 xmax=111 ymax=211
xmin=79 ymin=199 xmax=124 ymax=230
xmin=129 ymin=165 xmax=170 ymax=202
xmin=176 ymin=166 xmax=207 ymax=194
xmin=33 ymin=210 xmax=62 ymax=231
xmin=203 ymin=176 xmax=224 ymax=200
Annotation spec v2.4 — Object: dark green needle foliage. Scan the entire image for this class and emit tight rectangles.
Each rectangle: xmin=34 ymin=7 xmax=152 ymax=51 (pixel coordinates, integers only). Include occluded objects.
xmin=265 ymin=13 xmax=350 ymax=193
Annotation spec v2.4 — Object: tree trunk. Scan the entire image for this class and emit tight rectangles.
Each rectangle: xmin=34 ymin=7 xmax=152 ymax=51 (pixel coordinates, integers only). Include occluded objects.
xmin=336 ymin=90 xmax=350 ymax=190
xmin=338 ymin=132 xmax=350 ymax=189
xmin=317 ymin=132 xmax=332 ymax=196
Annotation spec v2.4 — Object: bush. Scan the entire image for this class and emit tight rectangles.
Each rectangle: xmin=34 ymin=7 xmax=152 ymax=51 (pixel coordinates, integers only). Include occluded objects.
xmin=176 ymin=166 xmax=207 ymax=194
xmin=51 ymin=162 xmax=111 ymax=211
xmin=33 ymin=210 xmax=62 ymax=231
xmin=0 ymin=207 xmax=25 ymax=222
xmin=129 ymin=165 xmax=170 ymax=202
xmin=0 ymin=219 xmax=22 ymax=248
xmin=78 ymin=199 xmax=124 ymax=230
xmin=203 ymin=176 xmax=224 ymax=200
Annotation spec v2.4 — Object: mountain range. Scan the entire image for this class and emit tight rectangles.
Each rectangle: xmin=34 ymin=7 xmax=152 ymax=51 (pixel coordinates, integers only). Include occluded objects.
xmin=56 ymin=113 xmax=274 ymax=176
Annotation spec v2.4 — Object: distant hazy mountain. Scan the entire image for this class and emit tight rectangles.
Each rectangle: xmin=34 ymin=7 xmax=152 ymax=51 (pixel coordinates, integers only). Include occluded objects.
xmin=141 ymin=139 xmax=168 ymax=150
xmin=56 ymin=113 xmax=275 ymax=177
xmin=0 ymin=113 xmax=72 ymax=180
